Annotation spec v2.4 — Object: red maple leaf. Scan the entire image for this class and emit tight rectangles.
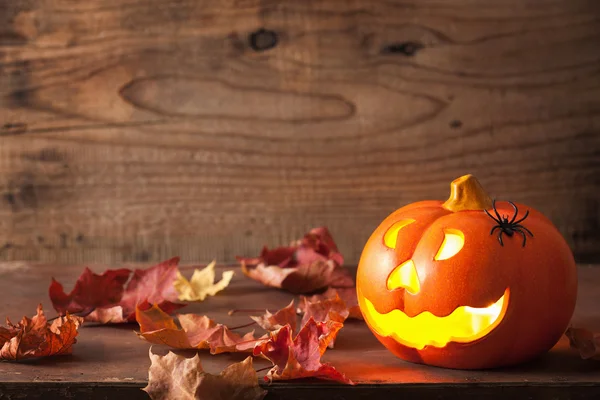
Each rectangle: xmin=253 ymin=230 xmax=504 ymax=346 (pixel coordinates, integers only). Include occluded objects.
xmin=49 ymin=268 xmax=131 ymax=315
xmin=237 ymin=227 xmax=354 ymax=294
xmin=0 ymin=305 xmax=83 ymax=361
xmin=244 ymin=246 xmax=297 ymax=268
xmin=298 ymin=287 xmax=363 ymax=320
xmin=117 ymin=257 xmax=184 ymax=322
xmin=298 ymin=294 xmax=349 ymax=348
xmin=296 ymin=226 xmax=344 ymax=267
xmin=250 ymin=300 xmax=298 ymax=333
xmin=136 ymin=304 xmax=263 ymax=354
xmin=253 ymin=318 xmax=353 ymax=384
xmin=238 ymin=227 xmax=343 ymax=270
xmin=49 ymin=257 xmax=186 ymax=323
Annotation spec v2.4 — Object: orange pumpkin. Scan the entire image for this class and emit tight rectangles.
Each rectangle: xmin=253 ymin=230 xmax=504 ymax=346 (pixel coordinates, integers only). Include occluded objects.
xmin=356 ymin=174 xmax=577 ymax=369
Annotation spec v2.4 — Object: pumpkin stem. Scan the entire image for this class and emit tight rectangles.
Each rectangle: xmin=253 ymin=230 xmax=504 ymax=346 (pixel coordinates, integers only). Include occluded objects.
xmin=442 ymin=174 xmax=493 ymax=212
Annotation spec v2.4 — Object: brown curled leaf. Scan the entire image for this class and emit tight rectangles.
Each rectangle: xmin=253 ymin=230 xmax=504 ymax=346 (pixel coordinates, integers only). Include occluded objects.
xmin=0 ymin=304 xmax=83 ymax=361
xmin=143 ymin=349 xmax=267 ymax=400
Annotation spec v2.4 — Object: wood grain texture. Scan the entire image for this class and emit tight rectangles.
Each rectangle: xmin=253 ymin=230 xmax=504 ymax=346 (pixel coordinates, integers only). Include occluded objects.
xmin=1 ymin=0 xmax=599 ymax=265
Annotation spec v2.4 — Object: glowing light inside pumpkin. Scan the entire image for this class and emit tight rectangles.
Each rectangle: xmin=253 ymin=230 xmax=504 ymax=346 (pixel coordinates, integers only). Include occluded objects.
xmin=383 ymin=219 xmax=415 ymax=248
xmin=359 ymin=289 xmax=509 ymax=349
xmin=387 ymin=260 xmax=420 ymax=294
xmin=434 ymin=229 xmax=465 ymax=260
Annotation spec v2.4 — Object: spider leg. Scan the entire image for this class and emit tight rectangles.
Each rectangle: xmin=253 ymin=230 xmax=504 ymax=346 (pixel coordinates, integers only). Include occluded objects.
xmin=484 ymin=208 xmax=501 ymax=224
xmin=497 ymin=230 xmax=504 ymax=246
xmin=490 ymin=225 xmax=502 ymax=235
xmin=516 ymin=229 xmax=527 ymax=247
xmin=514 ymin=225 xmax=534 ymax=237
xmin=492 ymin=199 xmax=503 ymax=222
xmin=508 ymin=201 xmax=518 ymax=224
xmin=513 ymin=210 xmax=530 ymax=225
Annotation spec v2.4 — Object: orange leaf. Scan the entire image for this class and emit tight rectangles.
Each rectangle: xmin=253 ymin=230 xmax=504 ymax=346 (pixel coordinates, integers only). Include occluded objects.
xmin=253 ymin=318 xmax=353 ymax=384
xmin=565 ymin=327 xmax=600 ymax=360
xmin=136 ymin=304 xmax=263 ymax=354
xmin=0 ymin=304 xmax=83 ymax=361
xmin=143 ymin=349 xmax=267 ymax=400
xmin=250 ymin=300 xmax=297 ymax=332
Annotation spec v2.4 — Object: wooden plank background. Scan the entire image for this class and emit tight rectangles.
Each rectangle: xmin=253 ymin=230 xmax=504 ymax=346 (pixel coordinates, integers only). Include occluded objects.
xmin=1 ymin=0 xmax=599 ymax=266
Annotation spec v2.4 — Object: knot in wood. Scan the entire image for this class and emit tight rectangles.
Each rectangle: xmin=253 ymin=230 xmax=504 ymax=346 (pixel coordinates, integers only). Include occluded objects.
xmin=381 ymin=41 xmax=423 ymax=56
xmin=249 ymin=28 xmax=278 ymax=52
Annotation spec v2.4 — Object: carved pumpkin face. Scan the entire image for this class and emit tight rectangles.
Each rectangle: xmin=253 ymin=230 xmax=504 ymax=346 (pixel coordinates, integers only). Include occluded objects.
xmin=356 ymin=175 xmax=578 ymax=369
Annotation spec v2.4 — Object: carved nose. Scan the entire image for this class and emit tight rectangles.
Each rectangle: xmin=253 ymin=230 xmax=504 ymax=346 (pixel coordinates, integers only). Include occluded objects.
xmin=387 ymin=260 xmax=420 ymax=294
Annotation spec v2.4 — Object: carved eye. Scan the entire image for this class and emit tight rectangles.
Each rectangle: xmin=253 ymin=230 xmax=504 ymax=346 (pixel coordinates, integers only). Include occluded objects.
xmin=434 ymin=229 xmax=465 ymax=261
xmin=383 ymin=219 xmax=415 ymax=248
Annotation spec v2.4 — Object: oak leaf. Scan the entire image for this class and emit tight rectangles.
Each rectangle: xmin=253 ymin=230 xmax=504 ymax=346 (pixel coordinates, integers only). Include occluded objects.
xmin=250 ymin=300 xmax=297 ymax=333
xmin=565 ymin=327 xmax=600 ymax=360
xmin=253 ymin=318 xmax=353 ymax=384
xmin=237 ymin=227 xmax=354 ymax=294
xmin=49 ymin=257 xmax=186 ymax=323
xmin=136 ymin=304 xmax=261 ymax=354
xmin=298 ymin=287 xmax=363 ymax=320
xmin=0 ymin=304 xmax=83 ymax=361
xmin=174 ymin=261 xmax=234 ymax=302
xmin=143 ymin=349 xmax=267 ymax=400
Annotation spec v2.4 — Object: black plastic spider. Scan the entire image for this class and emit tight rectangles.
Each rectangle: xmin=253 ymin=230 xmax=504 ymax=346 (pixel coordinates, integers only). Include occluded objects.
xmin=484 ymin=199 xmax=534 ymax=247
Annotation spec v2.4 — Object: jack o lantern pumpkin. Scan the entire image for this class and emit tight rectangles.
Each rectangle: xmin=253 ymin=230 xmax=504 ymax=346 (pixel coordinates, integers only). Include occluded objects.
xmin=356 ymin=174 xmax=577 ymax=369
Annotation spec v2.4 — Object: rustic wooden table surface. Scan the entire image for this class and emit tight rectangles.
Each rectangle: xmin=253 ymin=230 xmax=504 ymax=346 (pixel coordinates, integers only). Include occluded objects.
xmin=0 ymin=262 xmax=598 ymax=399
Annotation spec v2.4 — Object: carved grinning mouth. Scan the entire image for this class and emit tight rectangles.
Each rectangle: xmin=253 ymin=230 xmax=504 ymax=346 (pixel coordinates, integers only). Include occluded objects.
xmin=359 ymin=288 xmax=509 ymax=350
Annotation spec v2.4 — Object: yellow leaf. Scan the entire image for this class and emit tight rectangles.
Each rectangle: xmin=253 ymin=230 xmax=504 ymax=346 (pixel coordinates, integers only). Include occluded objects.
xmin=174 ymin=260 xmax=234 ymax=302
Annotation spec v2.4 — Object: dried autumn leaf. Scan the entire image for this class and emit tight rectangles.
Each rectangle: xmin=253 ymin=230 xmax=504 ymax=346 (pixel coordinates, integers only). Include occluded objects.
xmin=85 ymin=307 xmax=126 ymax=324
xmin=49 ymin=267 xmax=131 ymax=315
xmin=298 ymin=287 xmax=363 ymax=321
xmin=253 ymin=318 xmax=353 ymax=385
xmin=250 ymin=300 xmax=297 ymax=332
xmin=143 ymin=349 xmax=267 ymax=400
xmin=117 ymin=257 xmax=185 ymax=321
xmin=242 ymin=246 xmax=296 ymax=268
xmin=136 ymin=304 xmax=261 ymax=354
xmin=299 ymin=295 xmax=348 ymax=348
xmin=241 ymin=261 xmax=354 ymax=295
xmin=174 ymin=261 xmax=234 ymax=302
xmin=0 ymin=304 xmax=83 ymax=361
xmin=238 ymin=227 xmax=342 ymax=270
xmin=565 ymin=327 xmax=600 ymax=360
xmin=49 ymin=257 xmax=186 ymax=323
xmin=237 ymin=227 xmax=354 ymax=294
